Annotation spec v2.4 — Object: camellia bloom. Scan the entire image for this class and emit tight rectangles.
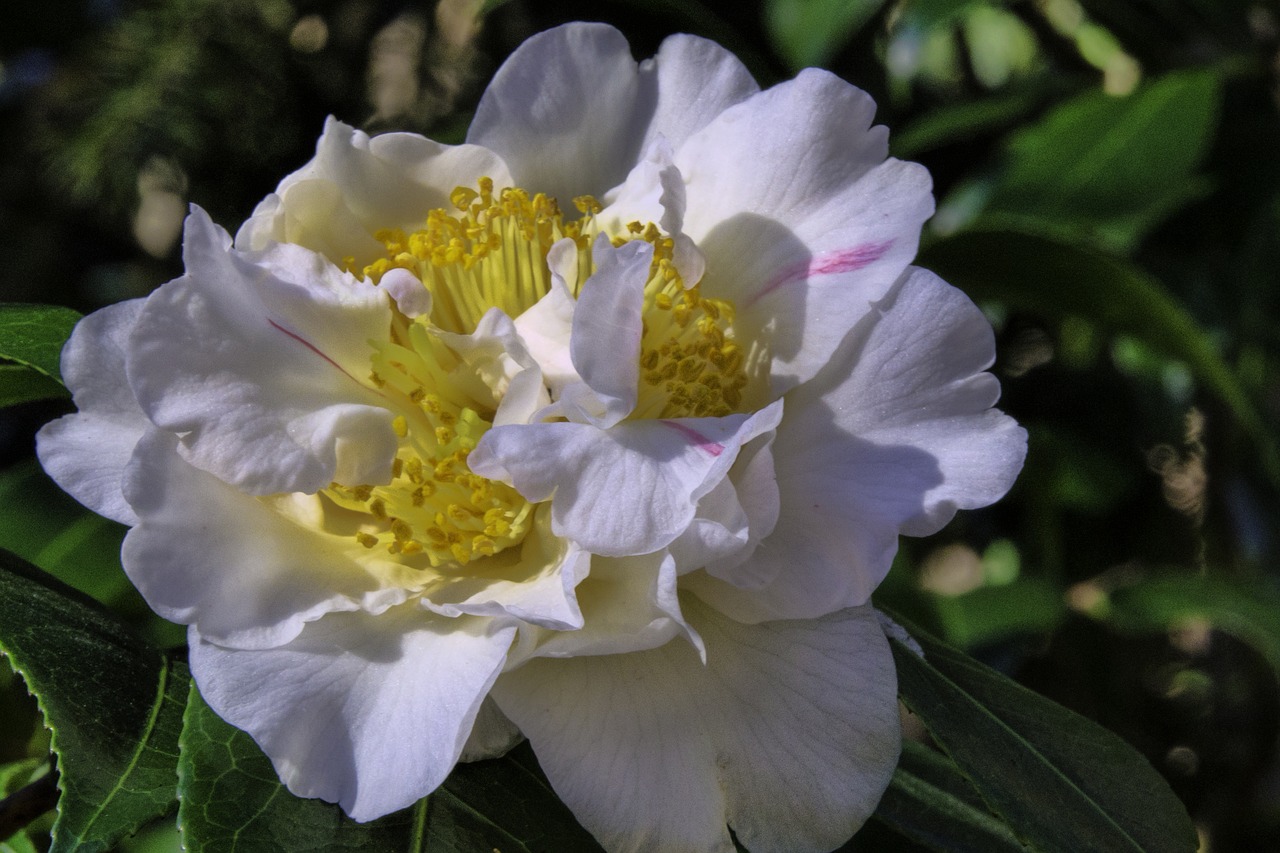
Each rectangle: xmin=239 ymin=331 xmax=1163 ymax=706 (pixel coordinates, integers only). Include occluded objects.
xmin=37 ymin=22 xmax=1026 ymax=853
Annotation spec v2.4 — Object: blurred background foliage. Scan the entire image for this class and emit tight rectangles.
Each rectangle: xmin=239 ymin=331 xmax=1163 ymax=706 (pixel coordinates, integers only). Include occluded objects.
xmin=2 ymin=0 xmax=1280 ymax=850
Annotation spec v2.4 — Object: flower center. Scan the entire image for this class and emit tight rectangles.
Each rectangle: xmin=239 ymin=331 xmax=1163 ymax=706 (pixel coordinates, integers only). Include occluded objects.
xmin=353 ymin=177 xmax=596 ymax=336
xmin=323 ymin=321 xmax=533 ymax=569
xmin=356 ymin=179 xmax=752 ymax=420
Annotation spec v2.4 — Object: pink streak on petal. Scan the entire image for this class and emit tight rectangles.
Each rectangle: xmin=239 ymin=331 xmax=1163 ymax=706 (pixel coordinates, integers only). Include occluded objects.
xmin=746 ymin=239 xmax=895 ymax=308
xmin=660 ymin=420 xmax=725 ymax=457
xmin=267 ymin=318 xmax=368 ymax=389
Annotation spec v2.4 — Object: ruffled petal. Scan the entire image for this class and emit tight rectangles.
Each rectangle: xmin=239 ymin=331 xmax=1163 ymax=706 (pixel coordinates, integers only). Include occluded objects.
xmin=468 ymin=24 xmax=758 ymax=203
xmin=640 ymin=33 xmax=760 ymax=164
xmin=492 ymin=601 xmax=899 ymax=853
xmin=830 ymin=268 xmax=1027 ymax=536
xmin=190 ymin=609 xmax=516 ymax=822
xmin=36 ymin=299 xmax=149 ymax=525
xmin=513 ymin=238 xmax=580 ymax=395
xmin=510 ymin=550 xmax=696 ymax=663
xmin=128 ymin=208 xmax=398 ymax=495
xmin=433 ymin=307 xmax=547 ymax=427
xmin=548 ymin=236 xmax=652 ymax=428
xmin=236 ymin=117 xmax=513 ymax=270
xmin=468 ymin=402 xmax=783 ymax=557
xmin=690 ymin=268 xmax=1026 ymax=622
xmin=597 ymin=137 xmax=704 ymax=285
xmin=675 ymin=69 xmax=933 ymax=391
xmin=422 ymin=506 xmax=589 ymax=632
xmin=122 ymin=430 xmax=414 ymax=649
xmin=668 ymin=421 xmax=781 ymax=579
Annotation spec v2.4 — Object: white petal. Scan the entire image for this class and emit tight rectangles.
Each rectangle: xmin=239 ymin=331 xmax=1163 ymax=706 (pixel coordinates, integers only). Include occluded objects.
xmin=513 ymin=239 xmax=580 ymax=395
xmin=675 ymin=70 xmax=934 ymax=390
xmin=597 ymin=137 xmax=704 ymax=285
xmin=128 ymin=208 xmax=398 ymax=495
xmin=666 ymin=475 xmax=750 ymax=573
xmin=669 ymin=421 xmax=781 ymax=578
xmin=468 ymin=24 xmax=757 ymax=203
xmin=121 ymin=429 xmax=411 ymax=649
xmin=640 ymin=33 xmax=760 ymax=160
xmin=236 ymin=117 xmax=513 ymax=270
xmin=377 ymin=267 xmax=432 ymax=318
xmin=826 ymin=269 xmax=1027 ymax=535
xmin=36 ymin=300 xmax=149 ymax=525
xmin=691 ymin=268 xmax=1026 ymax=622
xmin=190 ymin=608 xmax=516 ymax=822
xmin=785 ymin=266 xmax=1027 ymax=535
xmin=550 ymin=237 xmax=652 ymax=428
xmin=492 ymin=601 xmax=899 ymax=853
xmin=433 ymin=307 xmax=546 ymax=425
xmin=468 ymin=403 xmax=783 ymax=557
xmin=512 ymin=550 xmax=696 ymax=663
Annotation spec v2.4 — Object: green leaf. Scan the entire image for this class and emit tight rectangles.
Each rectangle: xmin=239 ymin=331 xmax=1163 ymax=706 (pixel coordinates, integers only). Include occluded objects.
xmin=178 ymin=685 xmax=604 ymax=853
xmin=873 ymin=740 xmax=1026 ymax=853
xmin=0 ymin=366 xmax=68 ymax=407
xmin=0 ymin=551 xmax=189 ymax=853
xmin=981 ymin=69 xmax=1221 ymax=252
xmin=0 ymin=305 xmax=81 ymax=384
xmin=899 ymin=0 xmax=984 ymax=29
xmin=0 ymin=461 xmax=151 ymax=625
xmin=919 ymin=228 xmax=1280 ymax=487
xmin=764 ymin=0 xmax=888 ymax=69
xmin=891 ymin=83 xmax=1058 ymax=159
xmin=889 ymin=621 xmax=1197 ymax=853
xmin=1094 ymin=571 xmax=1280 ymax=674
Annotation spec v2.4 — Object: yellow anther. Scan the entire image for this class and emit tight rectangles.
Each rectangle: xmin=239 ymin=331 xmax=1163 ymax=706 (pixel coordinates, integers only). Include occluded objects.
xmin=391 ymin=519 xmax=414 ymax=542
xmin=392 ymin=416 xmax=408 ymax=438
xmin=356 ymin=532 xmax=379 ymax=549
xmin=450 ymin=186 xmax=478 ymax=210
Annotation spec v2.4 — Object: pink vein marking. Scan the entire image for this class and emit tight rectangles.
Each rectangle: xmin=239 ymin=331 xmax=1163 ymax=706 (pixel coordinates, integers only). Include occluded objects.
xmin=747 ymin=239 xmax=895 ymax=308
xmin=267 ymin=318 xmax=368 ymax=389
xmin=660 ymin=420 xmax=725 ymax=457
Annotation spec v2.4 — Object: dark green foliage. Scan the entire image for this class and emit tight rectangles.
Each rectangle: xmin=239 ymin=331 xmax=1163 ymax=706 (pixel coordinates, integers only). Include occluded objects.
xmin=0 ymin=551 xmax=188 ymax=853
xmin=178 ymin=687 xmax=605 ymax=853
xmin=872 ymin=741 xmax=1026 ymax=853
xmin=891 ymin=625 xmax=1198 ymax=853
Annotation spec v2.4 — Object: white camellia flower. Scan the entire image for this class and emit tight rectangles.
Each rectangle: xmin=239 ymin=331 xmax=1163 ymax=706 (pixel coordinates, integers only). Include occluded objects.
xmin=37 ymin=22 xmax=1026 ymax=853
